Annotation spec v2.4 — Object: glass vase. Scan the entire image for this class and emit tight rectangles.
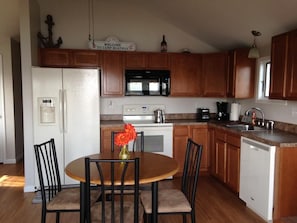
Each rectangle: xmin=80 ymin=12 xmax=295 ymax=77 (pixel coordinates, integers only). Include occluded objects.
xmin=119 ymin=145 xmax=130 ymax=160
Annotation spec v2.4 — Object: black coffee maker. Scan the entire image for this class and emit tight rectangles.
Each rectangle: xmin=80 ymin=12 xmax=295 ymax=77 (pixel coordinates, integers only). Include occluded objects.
xmin=216 ymin=102 xmax=229 ymax=121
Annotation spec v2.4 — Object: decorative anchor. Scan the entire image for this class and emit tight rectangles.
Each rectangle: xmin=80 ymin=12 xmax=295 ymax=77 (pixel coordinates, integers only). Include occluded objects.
xmin=37 ymin=15 xmax=63 ymax=48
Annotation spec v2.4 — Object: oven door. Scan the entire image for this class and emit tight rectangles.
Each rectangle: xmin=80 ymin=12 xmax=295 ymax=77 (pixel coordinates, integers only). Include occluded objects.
xmin=129 ymin=125 xmax=173 ymax=158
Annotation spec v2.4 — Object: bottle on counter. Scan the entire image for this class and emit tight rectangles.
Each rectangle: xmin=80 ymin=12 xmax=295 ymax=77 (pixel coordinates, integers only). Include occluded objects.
xmin=161 ymin=35 xmax=167 ymax=52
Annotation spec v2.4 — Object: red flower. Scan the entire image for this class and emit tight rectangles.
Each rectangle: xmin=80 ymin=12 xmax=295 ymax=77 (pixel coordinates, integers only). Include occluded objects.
xmin=114 ymin=124 xmax=136 ymax=146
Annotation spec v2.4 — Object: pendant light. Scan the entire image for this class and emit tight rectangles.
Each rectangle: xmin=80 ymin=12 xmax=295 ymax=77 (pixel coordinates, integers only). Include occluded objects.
xmin=248 ymin=30 xmax=261 ymax=58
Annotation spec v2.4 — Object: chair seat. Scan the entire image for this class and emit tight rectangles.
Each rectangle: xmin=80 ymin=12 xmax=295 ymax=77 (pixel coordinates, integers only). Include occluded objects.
xmin=140 ymin=189 xmax=192 ymax=213
xmin=91 ymin=201 xmax=144 ymax=223
xmin=47 ymin=188 xmax=100 ymax=211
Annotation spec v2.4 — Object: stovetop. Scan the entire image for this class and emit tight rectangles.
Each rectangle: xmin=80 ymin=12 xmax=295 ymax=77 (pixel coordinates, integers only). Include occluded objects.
xmin=122 ymin=104 xmax=173 ymax=127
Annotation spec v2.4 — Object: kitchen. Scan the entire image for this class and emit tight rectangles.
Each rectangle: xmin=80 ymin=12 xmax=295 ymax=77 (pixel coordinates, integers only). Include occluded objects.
xmin=1 ymin=0 xmax=297 ymax=222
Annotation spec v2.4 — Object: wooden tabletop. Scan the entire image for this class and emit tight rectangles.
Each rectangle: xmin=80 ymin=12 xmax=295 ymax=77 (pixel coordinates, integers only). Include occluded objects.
xmin=65 ymin=152 xmax=179 ymax=185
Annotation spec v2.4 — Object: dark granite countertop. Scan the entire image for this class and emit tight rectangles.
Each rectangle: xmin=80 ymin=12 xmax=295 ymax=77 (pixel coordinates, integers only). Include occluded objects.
xmin=100 ymin=119 xmax=297 ymax=147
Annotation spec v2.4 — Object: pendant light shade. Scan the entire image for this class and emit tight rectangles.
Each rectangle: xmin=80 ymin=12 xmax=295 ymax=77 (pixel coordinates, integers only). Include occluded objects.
xmin=248 ymin=30 xmax=261 ymax=58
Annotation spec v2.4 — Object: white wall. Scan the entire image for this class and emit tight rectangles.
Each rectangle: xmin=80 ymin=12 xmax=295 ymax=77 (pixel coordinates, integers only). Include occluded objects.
xmin=0 ymin=37 xmax=16 ymax=163
xmin=21 ymin=0 xmax=40 ymax=192
xmin=101 ymin=97 xmax=225 ymax=115
xmin=37 ymin=0 xmax=217 ymax=53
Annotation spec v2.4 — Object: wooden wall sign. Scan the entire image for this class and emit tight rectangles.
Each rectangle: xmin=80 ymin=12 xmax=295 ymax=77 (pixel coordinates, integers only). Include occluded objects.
xmin=88 ymin=36 xmax=136 ymax=51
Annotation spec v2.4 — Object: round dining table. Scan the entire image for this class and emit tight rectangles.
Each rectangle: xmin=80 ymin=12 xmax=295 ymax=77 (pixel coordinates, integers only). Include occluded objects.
xmin=65 ymin=152 xmax=179 ymax=223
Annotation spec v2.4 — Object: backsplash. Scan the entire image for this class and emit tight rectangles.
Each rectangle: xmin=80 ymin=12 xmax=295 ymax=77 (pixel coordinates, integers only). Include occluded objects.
xmin=101 ymin=113 xmax=297 ymax=134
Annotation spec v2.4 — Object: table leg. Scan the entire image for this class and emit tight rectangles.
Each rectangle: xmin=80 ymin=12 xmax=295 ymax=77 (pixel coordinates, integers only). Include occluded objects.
xmin=80 ymin=182 xmax=86 ymax=223
xmin=151 ymin=181 xmax=158 ymax=223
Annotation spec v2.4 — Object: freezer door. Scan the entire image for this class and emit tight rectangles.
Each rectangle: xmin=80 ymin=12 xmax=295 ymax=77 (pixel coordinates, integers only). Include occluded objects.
xmin=32 ymin=67 xmax=65 ymax=185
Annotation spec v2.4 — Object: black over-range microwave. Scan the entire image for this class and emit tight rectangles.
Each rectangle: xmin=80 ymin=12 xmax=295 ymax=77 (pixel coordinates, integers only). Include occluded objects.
xmin=125 ymin=70 xmax=170 ymax=96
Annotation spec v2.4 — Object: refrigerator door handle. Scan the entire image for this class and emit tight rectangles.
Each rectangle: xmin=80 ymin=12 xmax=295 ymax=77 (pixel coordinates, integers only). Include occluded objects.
xmin=63 ymin=89 xmax=67 ymax=133
xmin=59 ymin=89 xmax=64 ymax=133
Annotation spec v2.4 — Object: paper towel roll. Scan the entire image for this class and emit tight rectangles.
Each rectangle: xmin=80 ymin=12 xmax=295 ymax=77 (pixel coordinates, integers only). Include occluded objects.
xmin=230 ymin=103 xmax=240 ymax=121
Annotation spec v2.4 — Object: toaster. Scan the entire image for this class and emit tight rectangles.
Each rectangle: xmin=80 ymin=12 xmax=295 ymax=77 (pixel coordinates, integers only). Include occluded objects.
xmin=197 ymin=108 xmax=210 ymax=121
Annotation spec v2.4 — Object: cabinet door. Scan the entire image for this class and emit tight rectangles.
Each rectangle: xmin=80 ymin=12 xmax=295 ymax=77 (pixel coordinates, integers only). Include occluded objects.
xmin=191 ymin=126 xmax=208 ymax=172
xmin=208 ymin=127 xmax=216 ymax=176
xmin=72 ymin=50 xmax=100 ymax=67
xmin=215 ymin=129 xmax=227 ymax=182
xmin=125 ymin=52 xmax=146 ymax=68
xmin=39 ymin=48 xmax=72 ymax=67
xmin=101 ymin=51 xmax=124 ymax=96
xmin=170 ymin=53 xmax=202 ymax=96
xmin=227 ymin=49 xmax=255 ymax=99
xmin=202 ymin=52 xmax=228 ymax=97
xmin=285 ymin=29 xmax=297 ymax=99
xmin=173 ymin=125 xmax=189 ymax=176
xmin=100 ymin=126 xmax=124 ymax=154
xmin=147 ymin=53 xmax=169 ymax=69
xmin=226 ymin=143 xmax=240 ymax=193
xmin=269 ymin=33 xmax=288 ymax=99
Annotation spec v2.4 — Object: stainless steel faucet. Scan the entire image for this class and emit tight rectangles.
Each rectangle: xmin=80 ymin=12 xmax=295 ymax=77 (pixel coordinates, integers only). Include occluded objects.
xmin=244 ymin=107 xmax=265 ymax=126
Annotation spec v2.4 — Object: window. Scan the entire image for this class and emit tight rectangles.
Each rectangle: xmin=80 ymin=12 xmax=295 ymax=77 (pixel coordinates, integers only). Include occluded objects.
xmin=257 ymin=57 xmax=287 ymax=105
xmin=257 ymin=57 xmax=271 ymax=100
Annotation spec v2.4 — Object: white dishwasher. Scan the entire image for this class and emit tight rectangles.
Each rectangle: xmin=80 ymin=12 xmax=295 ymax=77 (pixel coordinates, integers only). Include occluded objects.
xmin=239 ymin=137 xmax=276 ymax=222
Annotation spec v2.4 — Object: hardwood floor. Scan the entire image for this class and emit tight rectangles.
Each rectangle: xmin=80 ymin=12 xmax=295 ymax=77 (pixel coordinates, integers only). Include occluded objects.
xmin=0 ymin=161 xmax=267 ymax=223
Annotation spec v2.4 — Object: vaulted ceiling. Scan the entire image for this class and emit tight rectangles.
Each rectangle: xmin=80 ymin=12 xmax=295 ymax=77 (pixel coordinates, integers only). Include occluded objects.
xmin=136 ymin=0 xmax=297 ymax=51
xmin=3 ymin=0 xmax=297 ymax=52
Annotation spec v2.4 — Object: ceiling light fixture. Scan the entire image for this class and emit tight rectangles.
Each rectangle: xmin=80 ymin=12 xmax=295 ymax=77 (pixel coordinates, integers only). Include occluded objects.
xmin=248 ymin=30 xmax=261 ymax=58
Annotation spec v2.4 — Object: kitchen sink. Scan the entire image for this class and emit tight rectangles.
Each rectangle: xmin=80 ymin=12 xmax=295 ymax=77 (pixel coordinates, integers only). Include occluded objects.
xmin=225 ymin=124 xmax=266 ymax=131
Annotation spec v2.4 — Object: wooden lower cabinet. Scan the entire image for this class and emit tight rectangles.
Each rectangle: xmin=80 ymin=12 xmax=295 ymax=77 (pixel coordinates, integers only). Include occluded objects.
xmin=100 ymin=126 xmax=124 ymax=153
xmin=211 ymin=127 xmax=240 ymax=193
xmin=226 ymin=133 xmax=240 ymax=193
xmin=173 ymin=125 xmax=189 ymax=176
xmin=173 ymin=124 xmax=208 ymax=176
xmin=215 ymin=129 xmax=227 ymax=182
xmin=191 ymin=125 xmax=209 ymax=172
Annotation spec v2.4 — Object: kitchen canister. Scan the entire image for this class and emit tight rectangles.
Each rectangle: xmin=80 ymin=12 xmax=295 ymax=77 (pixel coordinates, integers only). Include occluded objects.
xmin=230 ymin=103 xmax=241 ymax=121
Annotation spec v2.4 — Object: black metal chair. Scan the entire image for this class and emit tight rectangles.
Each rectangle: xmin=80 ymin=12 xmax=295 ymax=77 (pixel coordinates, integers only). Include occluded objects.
xmin=140 ymin=138 xmax=203 ymax=223
xmin=34 ymin=138 xmax=80 ymax=223
xmin=85 ymin=157 xmax=143 ymax=223
xmin=111 ymin=131 xmax=144 ymax=152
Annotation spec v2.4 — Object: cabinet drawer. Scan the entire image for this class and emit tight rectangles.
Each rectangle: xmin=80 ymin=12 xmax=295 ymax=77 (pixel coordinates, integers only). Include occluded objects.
xmin=174 ymin=126 xmax=189 ymax=136
xmin=227 ymin=134 xmax=240 ymax=147
xmin=215 ymin=130 xmax=226 ymax=141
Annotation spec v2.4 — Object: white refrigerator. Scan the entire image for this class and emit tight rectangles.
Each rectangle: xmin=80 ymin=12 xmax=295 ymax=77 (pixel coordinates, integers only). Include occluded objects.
xmin=32 ymin=67 xmax=100 ymax=185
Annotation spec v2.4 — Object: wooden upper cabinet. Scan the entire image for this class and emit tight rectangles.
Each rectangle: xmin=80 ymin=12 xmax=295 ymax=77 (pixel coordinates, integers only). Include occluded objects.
xmin=125 ymin=52 xmax=169 ymax=69
xmin=170 ymin=53 xmax=202 ymax=96
xmin=227 ymin=48 xmax=256 ymax=99
xmin=101 ymin=51 xmax=124 ymax=96
xmin=269 ymin=33 xmax=288 ymax=99
xmin=147 ymin=53 xmax=169 ymax=69
xmin=125 ymin=52 xmax=146 ymax=68
xmin=39 ymin=48 xmax=72 ymax=67
xmin=270 ymin=29 xmax=297 ymax=100
xmin=285 ymin=29 xmax=297 ymax=99
xmin=39 ymin=48 xmax=100 ymax=68
xmin=72 ymin=50 xmax=100 ymax=67
xmin=202 ymin=52 xmax=228 ymax=97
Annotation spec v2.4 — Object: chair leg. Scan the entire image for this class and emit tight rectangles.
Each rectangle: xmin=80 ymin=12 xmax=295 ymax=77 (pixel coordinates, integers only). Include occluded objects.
xmin=191 ymin=211 xmax=196 ymax=223
xmin=56 ymin=212 xmax=60 ymax=223
xmin=41 ymin=208 xmax=46 ymax=223
xmin=182 ymin=213 xmax=187 ymax=223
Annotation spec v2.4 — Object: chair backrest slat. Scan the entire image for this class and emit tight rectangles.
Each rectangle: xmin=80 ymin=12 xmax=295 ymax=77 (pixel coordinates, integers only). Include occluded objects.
xmin=85 ymin=157 xmax=140 ymax=223
xmin=34 ymin=138 xmax=61 ymax=205
xmin=181 ymin=138 xmax=203 ymax=208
